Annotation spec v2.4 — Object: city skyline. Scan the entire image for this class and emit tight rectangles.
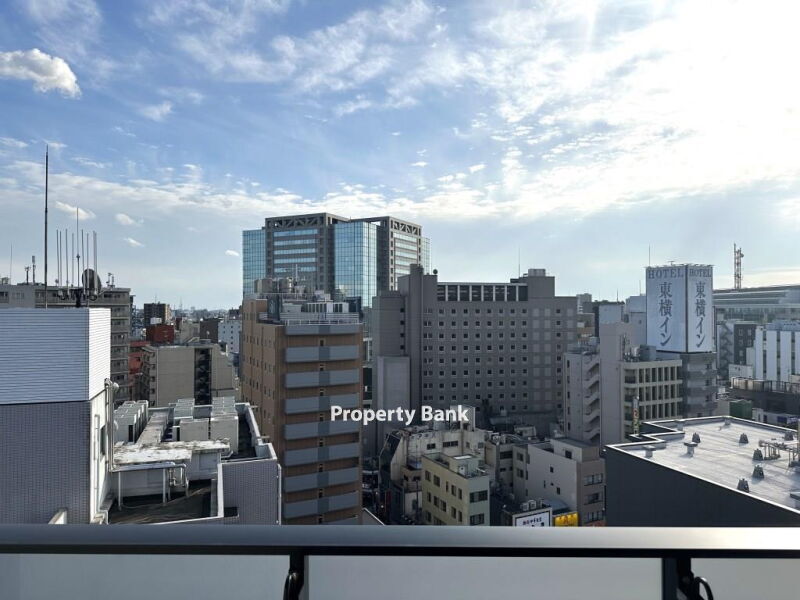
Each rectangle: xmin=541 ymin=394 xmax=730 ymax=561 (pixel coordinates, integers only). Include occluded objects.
xmin=2 ymin=0 xmax=799 ymax=308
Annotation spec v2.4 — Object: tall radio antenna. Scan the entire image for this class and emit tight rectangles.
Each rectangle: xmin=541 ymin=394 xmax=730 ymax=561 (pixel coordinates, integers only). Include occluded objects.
xmin=734 ymin=244 xmax=743 ymax=290
xmin=44 ymin=146 xmax=49 ymax=307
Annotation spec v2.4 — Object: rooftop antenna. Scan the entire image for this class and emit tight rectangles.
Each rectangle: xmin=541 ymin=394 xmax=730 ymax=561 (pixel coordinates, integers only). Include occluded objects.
xmin=24 ymin=265 xmax=30 ymax=284
xmin=31 ymin=255 xmax=36 ymax=284
xmin=517 ymin=248 xmax=520 ymax=278
xmin=8 ymin=243 xmax=11 ymax=282
xmin=648 ymin=245 xmax=651 ymax=267
xmin=44 ymin=146 xmax=49 ymax=307
xmin=734 ymin=244 xmax=743 ymax=290
xmin=75 ymin=208 xmax=80 ymax=290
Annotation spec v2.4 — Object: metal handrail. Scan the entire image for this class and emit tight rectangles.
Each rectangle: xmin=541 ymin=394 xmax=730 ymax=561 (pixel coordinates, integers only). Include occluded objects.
xmin=1 ymin=526 xmax=799 ymax=600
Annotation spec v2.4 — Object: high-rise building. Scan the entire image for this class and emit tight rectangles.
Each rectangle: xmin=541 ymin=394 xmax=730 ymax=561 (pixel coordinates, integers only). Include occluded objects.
xmin=646 ymin=264 xmax=717 ymax=417
xmin=334 ymin=220 xmax=378 ymax=307
xmin=241 ymin=288 xmax=364 ymax=524
xmin=242 ymin=228 xmax=267 ymax=297
xmin=373 ymin=266 xmax=578 ymax=433
xmin=241 ymin=213 xmax=430 ymax=307
xmin=0 ymin=281 xmax=132 ymax=402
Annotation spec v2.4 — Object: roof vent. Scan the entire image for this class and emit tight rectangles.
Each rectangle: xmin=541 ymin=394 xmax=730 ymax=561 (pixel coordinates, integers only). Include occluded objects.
xmin=753 ymin=448 xmax=763 ymax=461
xmin=644 ymin=445 xmax=656 ymax=458
xmin=739 ymin=433 xmax=749 ymax=444
xmin=684 ymin=441 xmax=697 ymax=456
xmin=675 ymin=421 xmax=684 ymax=431
xmin=724 ymin=417 xmax=732 ymax=426
xmin=791 ymin=491 xmax=800 ymax=510
xmin=692 ymin=432 xmax=701 ymax=443
xmin=785 ymin=431 xmax=795 ymax=441
xmin=737 ymin=478 xmax=750 ymax=493
xmin=752 ymin=465 xmax=765 ymax=479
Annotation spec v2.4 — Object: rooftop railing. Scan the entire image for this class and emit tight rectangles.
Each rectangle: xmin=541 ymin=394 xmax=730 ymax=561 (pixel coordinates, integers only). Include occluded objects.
xmin=1 ymin=525 xmax=799 ymax=600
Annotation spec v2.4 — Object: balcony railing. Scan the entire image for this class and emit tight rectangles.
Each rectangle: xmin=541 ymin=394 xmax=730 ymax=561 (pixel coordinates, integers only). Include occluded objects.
xmin=0 ymin=526 xmax=799 ymax=600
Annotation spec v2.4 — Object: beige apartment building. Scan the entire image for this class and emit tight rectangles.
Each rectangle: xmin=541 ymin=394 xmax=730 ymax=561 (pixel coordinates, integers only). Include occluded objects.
xmin=140 ymin=343 xmax=236 ymax=407
xmin=241 ymin=296 xmax=363 ymax=524
xmin=421 ymin=453 xmax=489 ymax=526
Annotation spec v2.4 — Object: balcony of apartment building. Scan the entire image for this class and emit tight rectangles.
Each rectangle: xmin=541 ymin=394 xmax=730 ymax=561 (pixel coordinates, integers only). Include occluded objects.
xmin=285 ymin=369 xmax=360 ymax=389
xmin=283 ymin=442 xmax=361 ymax=467
xmin=1 ymin=526 xmax=797 ymax=600
xmin=284 ymin=420 xmax=360 ymax=441
xmin=285 ymin=345 xmax=359 ymax=363
xmin=284 ymin=393 xmax=360 ymax=415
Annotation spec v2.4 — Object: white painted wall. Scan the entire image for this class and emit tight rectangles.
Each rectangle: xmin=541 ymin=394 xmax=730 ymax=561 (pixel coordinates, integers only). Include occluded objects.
xmin=0 ymin=308 xmax=110 ymax=405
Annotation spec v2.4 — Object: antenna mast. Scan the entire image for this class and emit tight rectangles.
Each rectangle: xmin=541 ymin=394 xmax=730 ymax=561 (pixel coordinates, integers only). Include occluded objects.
xmin=734 ymin=244 xmax=743 ymax=290
xmin=44 ymin=146 xmax=49 ymax=307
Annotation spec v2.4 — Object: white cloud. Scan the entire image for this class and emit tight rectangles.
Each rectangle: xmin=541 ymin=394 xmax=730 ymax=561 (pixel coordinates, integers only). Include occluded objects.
xmin=468 ymin=163 xmax=485 ymax=173
xmin=0 ymin=49 xmax=80 ymax=97
xmin=225 ymin=249 xmax=240 ymax=257
xmin=410 ymin=161 xmax=428 ymax=167
xmin=55 ymin=200 xmax=94 ymax=220
xmin=154 ymin=0 xmax=433 ymax=99
xmin=0 ymin=137 xmax=28 ymax=148
xmin=115 ymin=213 xmax=140 ymax=226
xmin=74 ymin=157 xmax=108 ymax=169
xmin=391 ymin=131 xmax=401 ymax=136
xmin=139 ymin=101 xmax=173 ymax=121
xmin=124 ymin=237 xmax=144 ymax=248
xmin=334 ymin=95 xmax=372 ymax=117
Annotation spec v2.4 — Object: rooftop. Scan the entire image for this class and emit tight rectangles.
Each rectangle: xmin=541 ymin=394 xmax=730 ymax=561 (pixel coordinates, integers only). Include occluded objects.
xmin=609 ymin=417 xmax=800 ymax=514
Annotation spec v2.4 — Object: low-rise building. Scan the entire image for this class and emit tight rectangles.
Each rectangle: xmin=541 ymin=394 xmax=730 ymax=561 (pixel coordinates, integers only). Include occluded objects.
xmin=421 ymin=453 xmax=489 ymax=526
xmin=107 ymin=397 xmax=280 ymax=525
xmin=141 ymin=343 xmax=236 ymax=407
xmin=606 ymin=416 xmax=800 ymax=526
xmin=512 ymin=437 xmax=606 ymax=526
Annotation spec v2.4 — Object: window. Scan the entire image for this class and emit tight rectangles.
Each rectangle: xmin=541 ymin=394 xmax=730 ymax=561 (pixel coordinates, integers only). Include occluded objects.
xmin=469 ymin=514 xmax=485 ymax=525
xmin=469 ymin=490 xmax=488 ymax=503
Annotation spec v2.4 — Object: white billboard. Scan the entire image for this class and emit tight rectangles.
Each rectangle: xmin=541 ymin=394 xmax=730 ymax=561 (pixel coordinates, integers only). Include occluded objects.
xmin=513 ymin=507 xmax=552 ymax=527
xmin=686 ymin=265 xmax=714 ymax=353
xmin=646 ymin=266 xmax=687 ymax=353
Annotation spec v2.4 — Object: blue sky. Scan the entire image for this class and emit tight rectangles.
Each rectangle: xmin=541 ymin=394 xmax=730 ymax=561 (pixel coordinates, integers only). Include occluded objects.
xmin=1 ymin=0 xmax=798 ymax=308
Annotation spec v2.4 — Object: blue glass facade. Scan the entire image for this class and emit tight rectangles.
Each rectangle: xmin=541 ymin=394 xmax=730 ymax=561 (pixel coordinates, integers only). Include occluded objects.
xmin=334 ymin=222 xmax=378 ymax=307
xmin=242 ymin=228 xmax=266 ymax=296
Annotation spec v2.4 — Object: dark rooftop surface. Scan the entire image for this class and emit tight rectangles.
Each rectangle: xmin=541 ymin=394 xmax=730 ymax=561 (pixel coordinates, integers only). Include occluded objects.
xmin=108 ymin=481 xmax=213 ymax=524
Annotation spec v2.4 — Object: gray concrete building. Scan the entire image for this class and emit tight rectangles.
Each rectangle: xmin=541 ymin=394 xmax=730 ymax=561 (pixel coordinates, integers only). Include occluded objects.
xmin=714 ymin=283 xmax=800 ymax=324
xmin=373 ymin=266 xmax=578 ymax=433
xmin=606 ymin=416 xmax=800 ymax=526
xmin=716 ymin=319 xmax=758 ymax=380
xmin=0 ymin=281 xmax=132 ymax=401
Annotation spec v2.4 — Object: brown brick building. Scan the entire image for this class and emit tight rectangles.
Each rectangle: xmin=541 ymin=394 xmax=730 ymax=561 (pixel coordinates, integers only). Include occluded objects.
xmin=241 ymin=297 xmax=363 ymax=524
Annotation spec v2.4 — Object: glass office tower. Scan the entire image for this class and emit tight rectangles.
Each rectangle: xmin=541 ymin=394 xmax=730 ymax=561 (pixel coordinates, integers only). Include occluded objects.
xmin=334 ymin=221 xmax=379 ymax=307
xmin=242 ymin=228 xmax=266 ymax=296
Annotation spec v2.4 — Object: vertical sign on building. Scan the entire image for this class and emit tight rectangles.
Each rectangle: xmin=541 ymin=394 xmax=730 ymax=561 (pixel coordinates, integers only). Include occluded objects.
xmin=646 ymin=266 xmax=687 ymax=352
xmin=686 ymin=265 xmax=713 ymax=353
